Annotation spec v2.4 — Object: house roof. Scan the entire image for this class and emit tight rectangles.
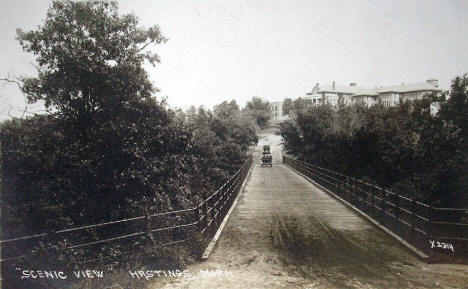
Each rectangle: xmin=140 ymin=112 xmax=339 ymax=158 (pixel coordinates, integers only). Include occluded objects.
xmin=352 ymin=89 xmax=379 ymax=97
xmin=306 ymin=81 xmax=440 ymax=98
xmin=377 ymin=82 xmax=440 ymax=93
xmin=306 ymin=84 xmax=367 ymax=95
xmin=318 ymin=84 xmax=366 ymax=94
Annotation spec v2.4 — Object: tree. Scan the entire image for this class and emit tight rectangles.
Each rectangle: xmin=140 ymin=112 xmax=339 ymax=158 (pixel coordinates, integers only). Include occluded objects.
xmin=282 ymin=98 xmax=293 ymax=115
xmin=244 ymin=97 xmax=271 ymax=129
xmin=17 ymin=0 xmax=167 ymax=121
xmin=293 ymin=97 xmax=312 ymax=112
xmin=2 ymin=0 xmax=195 ymax=231
xmin=426 ymin=75 xmax=467 ymax=206
xmin=185 ymin=101 xmax=257 ymax=194
xmin=279 ymin=120 xmax=302 ymax=155
xmin=213 ymin=100 xmax=239 ymax=120
xmin=280 ymin=75 xmax=468 ymax=207
xmin=281 ymin=97 xmax=312 ymax=120
xmin=1 ymin=2 xmax=258 ymax=281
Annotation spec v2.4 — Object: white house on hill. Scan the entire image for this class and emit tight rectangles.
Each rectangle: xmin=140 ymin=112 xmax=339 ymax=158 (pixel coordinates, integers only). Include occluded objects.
xmin=306 ymin=79 xmax=439 ymax=108
xmin=307 ymin=82 xmax=366 ymax=107
xmin=270 ymin=101 xmax=288 ymax=120
xmin=377 ymin=80 xmax=440 ymax=107
xmin=271 ymin=79 xmax=440 ymax=119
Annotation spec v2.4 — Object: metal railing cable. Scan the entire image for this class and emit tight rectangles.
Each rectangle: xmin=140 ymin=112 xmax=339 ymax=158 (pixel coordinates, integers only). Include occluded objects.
xmin=0 ymin=157 xmax=253 ymax=265
xmin=283 ymin=156 xmax=467 ymax=262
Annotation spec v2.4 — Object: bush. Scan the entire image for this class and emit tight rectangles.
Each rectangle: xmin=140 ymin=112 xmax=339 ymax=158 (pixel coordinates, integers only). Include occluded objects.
xmin=280 ymin=75 xmax=468 ymax=207
xmin=0 ymin=4 xmax=258 ymax=287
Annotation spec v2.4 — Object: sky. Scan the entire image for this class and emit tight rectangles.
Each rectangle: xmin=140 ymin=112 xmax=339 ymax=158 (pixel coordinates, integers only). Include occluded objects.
xmin=1 ymin=0 xmax=467 ymax=120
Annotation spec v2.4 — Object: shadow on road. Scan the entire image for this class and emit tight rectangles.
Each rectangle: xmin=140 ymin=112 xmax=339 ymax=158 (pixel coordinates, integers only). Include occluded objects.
xmin=270 ymin=213 xmax=436 ymax=288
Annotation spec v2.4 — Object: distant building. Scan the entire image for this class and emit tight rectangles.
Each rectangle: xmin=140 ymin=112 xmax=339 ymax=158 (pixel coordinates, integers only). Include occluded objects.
xmin=307 ymin=81 xmax=364 ymax=107
xmin=270 ymin=101 xmax=288 ymax=120
xmin=352 ymin=89 xmax=379 ymax=107
xmin=305 ymin=79 xmax=440 ymax=108
xmin=377 ymin=79 xmax=439 ymax=107
xmin=270 ymin=79 xmax=440 ymax=119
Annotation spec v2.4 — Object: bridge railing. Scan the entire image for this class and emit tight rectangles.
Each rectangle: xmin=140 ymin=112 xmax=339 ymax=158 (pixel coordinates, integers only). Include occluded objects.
xmin=1 ymin=157 xmax=252 ymax=271
xmin=197 ymin=157 xmax=252 ymax=242
xmin=283 ymin=156 xmax=467 ymax=263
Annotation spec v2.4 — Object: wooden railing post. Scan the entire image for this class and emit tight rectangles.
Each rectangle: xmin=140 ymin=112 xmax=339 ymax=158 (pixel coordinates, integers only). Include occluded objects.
xmin=381 ymin=190 xmax=387 ymax=225
xmin=410 ymin=198 xmax=416 ymax=238
xmin=145 ymin=213 xmax=153 ymax=242
xmin=203 ymin=200 xmax=208 ymax=235
xmin=371 ymin=186 xmax=376 ymax=217
xmin=427 ymin=206 xmax=434 ymax=240
xmin=354 ymin=178 xmax=359 ymax=205
xmin=208 ymin=196 xmax=213 ymax=235
xmin=231 ymin=179 xmax=235 ymax=203
xmin=196 ymin=201 xmax=201 ymax=233
xmin=347 ymin=176 xmax=351 ymax=201
xmin=394 ymin=195 xmax=400 ymax=233
xmin=339 ymin=174 xmax=344 ymax=195
xmin=363 ymin=184 xmax=369 ymax=213
xmin=214 ymin=190 xmax=219 ymax=227
xmin=427 ymin=206 xmax=435 ymax=258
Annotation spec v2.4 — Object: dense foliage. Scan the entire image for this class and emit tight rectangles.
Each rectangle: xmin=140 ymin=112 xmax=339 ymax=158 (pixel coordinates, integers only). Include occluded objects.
xmin=282 ymin=97 xmax=311 ymax=118
xmin=281 ymin=75 xmax=468 ymax=208
xmin=177 ymin=101 xmax=258 ymax=197
xmin=244 ymin=97 xmax=271 ymax=129
xmin=0 ymin=2 xmax=256 ymax=288
xmin=1 ymin=1 xmax=257 ymax=241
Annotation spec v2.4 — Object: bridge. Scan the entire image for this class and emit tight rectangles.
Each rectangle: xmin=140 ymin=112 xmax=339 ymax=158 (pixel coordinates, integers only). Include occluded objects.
xmin=2 ymin=128 xmax=467 ymax=289
xmin=153 ymin=129 xmax=467 ymax=289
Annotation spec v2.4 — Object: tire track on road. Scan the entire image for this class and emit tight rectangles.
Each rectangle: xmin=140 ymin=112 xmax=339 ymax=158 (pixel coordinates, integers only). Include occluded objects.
xmin=151 ymin=129 xmax=468 ymax=289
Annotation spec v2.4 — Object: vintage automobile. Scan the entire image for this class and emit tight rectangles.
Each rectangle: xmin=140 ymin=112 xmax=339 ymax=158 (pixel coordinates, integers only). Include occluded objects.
xmin=261 ymin=145 xmax=272 ymax=167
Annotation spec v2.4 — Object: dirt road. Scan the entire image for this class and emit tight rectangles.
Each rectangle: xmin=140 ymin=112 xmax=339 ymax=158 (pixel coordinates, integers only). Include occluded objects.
xmin=150 ymin=128 xmax=468 ymax=289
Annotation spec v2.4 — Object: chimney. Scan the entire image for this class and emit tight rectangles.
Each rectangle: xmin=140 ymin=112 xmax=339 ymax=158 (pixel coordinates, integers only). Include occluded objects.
xmin=313 ymin=83 xmax=320 ymax=92
xmin=426 ymin=79 xmax=438 ymax=88
xmin=349 ymin=82 xmax=357 ymax=86
xmin=332 ymin=81 xmax=335 ymax=90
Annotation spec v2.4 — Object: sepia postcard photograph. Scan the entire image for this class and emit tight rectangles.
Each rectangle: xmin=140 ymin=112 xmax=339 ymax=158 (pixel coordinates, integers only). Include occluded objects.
xmin=0 ymin=0 xmax=467 ymax=288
